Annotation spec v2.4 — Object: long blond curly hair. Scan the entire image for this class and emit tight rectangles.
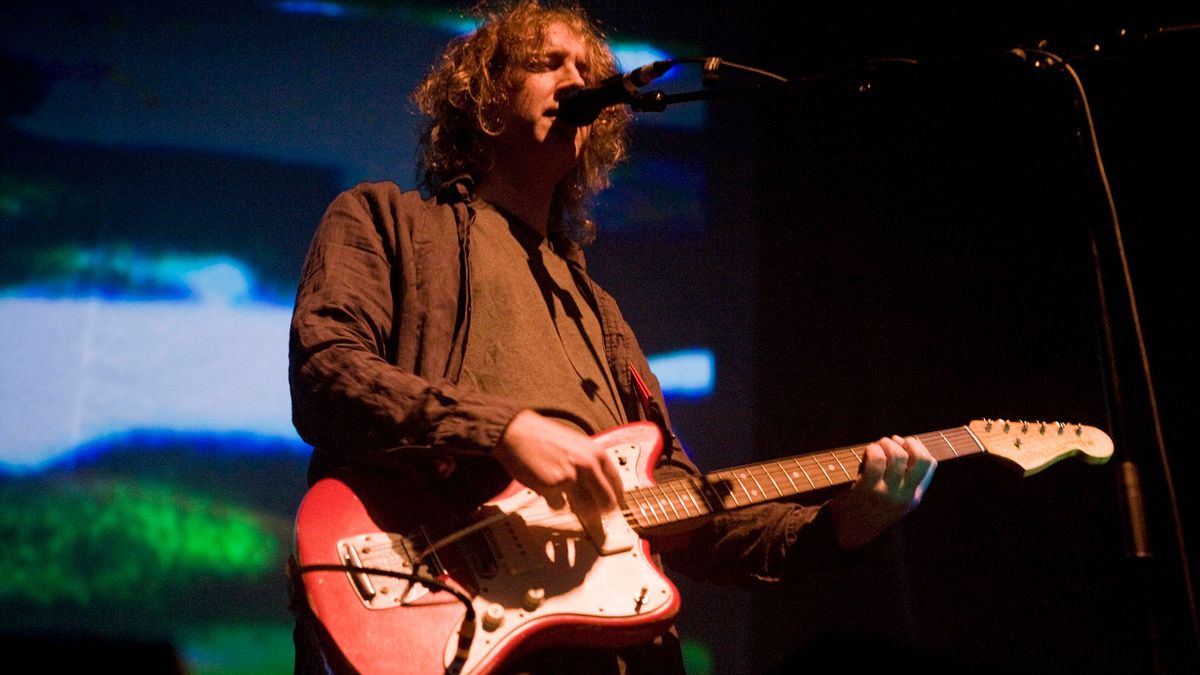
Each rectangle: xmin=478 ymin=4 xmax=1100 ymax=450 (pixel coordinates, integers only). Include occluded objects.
xmin=414 ymin=1 xmax=631 ymax=244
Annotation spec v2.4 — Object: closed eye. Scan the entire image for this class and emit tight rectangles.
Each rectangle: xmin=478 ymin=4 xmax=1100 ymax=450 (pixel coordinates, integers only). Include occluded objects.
xmin=530 ymin=50 xmax=565 ymax=72
xmin=530 ymin=49 xmax=589 ymax=81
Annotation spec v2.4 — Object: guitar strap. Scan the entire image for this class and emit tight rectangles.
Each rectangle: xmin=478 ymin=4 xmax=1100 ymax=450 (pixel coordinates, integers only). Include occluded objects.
xmin=438 ymin=174 xmax=475 ymax=383
xmin=628 ymin=362 xmax=677 ymax=459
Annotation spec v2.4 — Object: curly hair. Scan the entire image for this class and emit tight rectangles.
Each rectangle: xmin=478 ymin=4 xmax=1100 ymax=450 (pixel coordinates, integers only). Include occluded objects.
xmin=413 ymin=1 xmax=631 ymax=244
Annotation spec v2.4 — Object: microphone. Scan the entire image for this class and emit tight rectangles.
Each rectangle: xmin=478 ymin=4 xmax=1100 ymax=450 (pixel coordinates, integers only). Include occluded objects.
xmin=556 ymin=61 xmax=673 ymax=126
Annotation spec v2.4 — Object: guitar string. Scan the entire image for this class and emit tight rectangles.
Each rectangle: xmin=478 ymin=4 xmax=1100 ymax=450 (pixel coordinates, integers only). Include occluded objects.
xmin=416 ymin=491 xmax=542 ymax=560
xmin=616 ymin=427 xmax=982 ymax=522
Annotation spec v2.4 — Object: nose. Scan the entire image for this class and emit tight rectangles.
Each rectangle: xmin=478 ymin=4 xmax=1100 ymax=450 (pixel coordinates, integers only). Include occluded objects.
xmin=559 ymin=62 xmax=586 ymax=93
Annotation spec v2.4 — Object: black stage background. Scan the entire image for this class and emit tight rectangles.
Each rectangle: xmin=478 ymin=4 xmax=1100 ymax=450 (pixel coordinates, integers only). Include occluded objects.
xmin=3 ymin=1 xmax=1198 ymax=673
xmin=587 ymin=1 xmax=1200 ymax=673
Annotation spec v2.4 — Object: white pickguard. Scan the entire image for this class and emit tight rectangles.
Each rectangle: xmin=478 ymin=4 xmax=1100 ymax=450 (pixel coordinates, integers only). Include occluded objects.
xmin=442 ymin=439 xmax=675 ymax=672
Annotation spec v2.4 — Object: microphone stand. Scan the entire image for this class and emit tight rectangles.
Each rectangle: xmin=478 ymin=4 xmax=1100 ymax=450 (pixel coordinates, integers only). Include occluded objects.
xmin=1013 ymin=26 xmax=1200 ymax=674
xmin=616 ymin=56 xmax=795 ymax=115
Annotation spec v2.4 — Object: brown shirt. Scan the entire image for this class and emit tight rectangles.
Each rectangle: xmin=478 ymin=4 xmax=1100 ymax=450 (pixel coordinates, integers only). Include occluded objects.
xmin=289 ymin=180 xmax=853 ymax=674
xmin=461 ymin=203 xmax=626 ymax=435
xmin=289 ymin=179 xmax=847 ymax=593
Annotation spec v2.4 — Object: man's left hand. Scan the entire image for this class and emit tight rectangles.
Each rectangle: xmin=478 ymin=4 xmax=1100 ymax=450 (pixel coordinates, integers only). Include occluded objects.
xmin=827 ymin=435 xmax=936 ymax=550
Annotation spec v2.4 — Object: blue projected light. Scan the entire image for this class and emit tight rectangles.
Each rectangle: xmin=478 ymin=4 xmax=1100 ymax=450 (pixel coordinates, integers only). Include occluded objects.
xmin=612 ymin=43 xmax=705 ymax=128
xmin=0 ymin=243 xmax=712 ymax=472
xmin=3 ymin=249 xmax=265 ymax=305
xmin=647 ymin=349 xmax=715 ymax=400
xmin=0 ymin=251 xmax=298 ymax=472
xmin=274 ymin=0 xmax=476 ymax=33
xmin=273 ymin=1 xmax=357 ymax=19
xmin=436 ymin=15 xmax=482 ymax=35
xmin=612 ymin=44 xmax=675 ymax=79
xmin=0 ymin=294 xmax=713 ymax=469
xmin=178 ymin=259 xmax=254 ymax=304
xmin=0 ymin=296 xmax=299 ymax=472
xmin=0 ymin=297 xmax=712 ymax=472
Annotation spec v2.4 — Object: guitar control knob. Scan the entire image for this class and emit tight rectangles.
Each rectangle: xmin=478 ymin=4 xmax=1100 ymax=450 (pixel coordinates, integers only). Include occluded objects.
xmin=522 ymin=587 xmax=546 ymax=611
xmin=482 ymin=603 xmax=505 ymax=632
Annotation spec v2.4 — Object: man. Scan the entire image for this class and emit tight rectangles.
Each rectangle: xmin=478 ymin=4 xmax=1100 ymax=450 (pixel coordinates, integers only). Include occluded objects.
xmin=289 ymin=1 xmax=935 ymax=672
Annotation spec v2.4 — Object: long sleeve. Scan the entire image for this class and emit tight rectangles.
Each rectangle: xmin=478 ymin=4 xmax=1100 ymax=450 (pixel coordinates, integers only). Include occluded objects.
xmin=288 ymin=183 xmax=522 ymax=463
xmin=654 ymin=487 xmax=849 ymax=586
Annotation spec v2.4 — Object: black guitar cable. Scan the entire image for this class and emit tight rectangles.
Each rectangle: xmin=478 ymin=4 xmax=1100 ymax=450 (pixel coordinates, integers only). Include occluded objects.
xmin=295 ymin=563 xmax=477 ymax=674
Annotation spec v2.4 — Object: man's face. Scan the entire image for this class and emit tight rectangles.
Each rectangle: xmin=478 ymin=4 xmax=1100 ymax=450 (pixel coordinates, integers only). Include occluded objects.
xmin=495 ymin=21 xmax=592 ymax=173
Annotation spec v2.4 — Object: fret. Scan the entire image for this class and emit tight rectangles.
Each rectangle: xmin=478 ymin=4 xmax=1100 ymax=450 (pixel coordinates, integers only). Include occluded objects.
xmin=641 ymin=491 xmax=659 ymax=527
xmin=660 ymin=484 xmax=683 ymax=522
xmin=626 ymin=480 xmax=712 ymax=531
xmin=960 ymin=425 xmax=986 ymax=457
xmin=955 ymin=427 xmax=984 ymax=456
xmin=938 ymin=431 xmax=960 ymax=457
xmin=727 ymin=471 xmax=748 ymax=507
xmin=668 ymin=480 xmax=701 ymax=517
xmin=776 ymin=460 xmax=800 ymax=494
xmin=849 ymin=448 xmax=865 ymax=473
xmin=692 ymin=478 xmax=719 ymax=514
xmin=681 ymin=480 xmax=705 ymax=515
xmin=646 ymin=485 xmax=670 ymax=523
xmin=831 ymin=450 xmax=854 ymax=484
xmin=630 ymin=491 xmax=651 ymax=528
xmin=811 ymin=455 xmax=834 ymax=486
xmin=705 ymin=473 xmax=731 ymax=508
xmin=916 ymin=433 xmax=941 ymax=458
xmin=918 ymin=426 xmax=985 ymax=462
xmin=662 ymin=482 xmax=684 ymax=520
xmin=739 ymin=468 xmax=766 ymax=502
xmin=744 ymin=468 xmax=768 ymax=503
xmin=789 ymin=457 xmax=817 ymax=490
xmin=758 ymin=463 xmax=784 ymax=498
xmin=642 ymin=490 xmax=663 ymax=526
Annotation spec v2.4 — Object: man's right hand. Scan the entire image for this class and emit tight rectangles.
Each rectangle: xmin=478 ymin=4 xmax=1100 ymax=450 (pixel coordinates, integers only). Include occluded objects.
xmin=494 ymin=409 xmax=625 ymax=523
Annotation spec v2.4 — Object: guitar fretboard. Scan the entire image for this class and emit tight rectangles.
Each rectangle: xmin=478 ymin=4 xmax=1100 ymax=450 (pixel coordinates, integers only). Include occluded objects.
xmin=620 ymin=426 xmax=984 ymax=531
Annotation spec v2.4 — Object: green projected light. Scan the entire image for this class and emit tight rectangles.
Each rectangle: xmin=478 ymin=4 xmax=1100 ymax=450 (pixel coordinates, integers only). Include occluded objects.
xmin=681 ymin=637 xmax=716 ymax=675
xmin=0 ymin=478 xmax=282 ymax=608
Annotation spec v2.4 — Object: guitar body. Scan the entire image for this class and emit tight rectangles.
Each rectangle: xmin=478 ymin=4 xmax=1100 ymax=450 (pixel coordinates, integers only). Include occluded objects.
xmin=294 ymin=423 xmax=681 ymax=675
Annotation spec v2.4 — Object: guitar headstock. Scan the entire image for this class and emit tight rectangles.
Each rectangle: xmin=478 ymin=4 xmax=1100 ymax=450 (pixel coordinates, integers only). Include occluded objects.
xmin=969 ymin=419 xmax=1114 ymax=476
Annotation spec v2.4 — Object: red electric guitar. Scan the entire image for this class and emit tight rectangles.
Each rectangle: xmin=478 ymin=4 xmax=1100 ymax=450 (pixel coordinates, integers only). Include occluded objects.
xmin=293 ymin=419 xmax=1113 ymax=674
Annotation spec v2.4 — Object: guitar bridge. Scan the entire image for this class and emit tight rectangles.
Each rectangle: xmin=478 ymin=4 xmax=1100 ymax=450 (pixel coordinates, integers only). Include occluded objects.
xmin=336 ymin=529 xmax=442 ymax=610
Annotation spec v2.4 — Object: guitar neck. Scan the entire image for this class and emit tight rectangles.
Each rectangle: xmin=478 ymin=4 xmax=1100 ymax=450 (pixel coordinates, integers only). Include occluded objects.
xmin=620 ymin=426 xmax=984 ymax=532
